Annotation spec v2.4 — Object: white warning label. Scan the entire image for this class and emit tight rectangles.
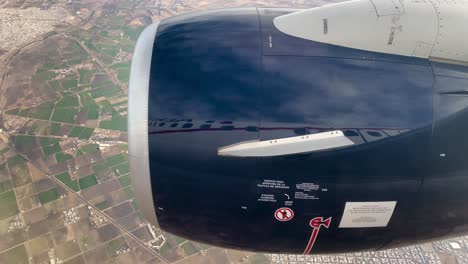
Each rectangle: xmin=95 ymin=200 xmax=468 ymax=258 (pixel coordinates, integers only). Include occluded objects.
xmin=294 ymin=192 xmax=319 ymax=200
xmin=296 ymin=183 xmax=319 ymax=191
xmin=257 ymin=180 xmax=290 ymax=189
xmin=258 ymin=194 xmax=276 ymax=203
xmin=339 ymin=201 xmax=397 ymax=228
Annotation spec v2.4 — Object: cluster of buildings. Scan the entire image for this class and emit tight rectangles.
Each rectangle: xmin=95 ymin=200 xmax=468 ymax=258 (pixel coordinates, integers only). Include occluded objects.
xmin=63 ymin=206 xmax=81 ymax=225
xmin=88 ymin=205 xmax=109 ymax=228
xmin=8 ymin=214 xmax=27 ymax=233
xmin=51 ymin=63 xmax=93 ymax=80
xmin=112 ymin=50 xmax=132 ymax=65
xmin=0 ymin=7 xmax=68 ymax=51
xmin=146 ymin=224 xmax=166 ymax=249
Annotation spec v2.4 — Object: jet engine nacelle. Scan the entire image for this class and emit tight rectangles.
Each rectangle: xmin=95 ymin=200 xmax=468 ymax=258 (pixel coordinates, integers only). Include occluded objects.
xmin=129 ymin=4 xmax=468 ymax=254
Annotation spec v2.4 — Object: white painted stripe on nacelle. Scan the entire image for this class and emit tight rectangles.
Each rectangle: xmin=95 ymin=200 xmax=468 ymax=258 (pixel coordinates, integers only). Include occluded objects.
xmin=218 ymin=130 xmax=354 ymax=157
xmin=273 ymin=0 xmax=439 ymax=59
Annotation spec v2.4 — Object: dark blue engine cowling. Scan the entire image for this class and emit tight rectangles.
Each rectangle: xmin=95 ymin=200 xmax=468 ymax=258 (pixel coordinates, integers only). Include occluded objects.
xmin=130 ymin=7 xmax=468 ymax=254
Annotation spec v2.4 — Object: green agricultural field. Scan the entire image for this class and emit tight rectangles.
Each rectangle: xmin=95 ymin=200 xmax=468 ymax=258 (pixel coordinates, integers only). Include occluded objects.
xmin=55 ymin=172 xmax=80 ymax=192
xmin=79 ymin=174 xmax=98 ymax=190
xmin=38 ymin=188 xmax=59 ymax=204
xmin=91 ymin=79 xmax=113 ymax=89
xmin=80 ymin=92 xmax=98 ymax=108
xmin=0 ymin=169 xmax=6 ymax=188
xmin=95 ymin=44 xmax=119 ymax=57
xmin=91 ymin=85 xmax=121 ymax=98
xmin=49 ymin=123 xmax=61 ymax=135
xmin=71 ymin=42 xmax=88 ymax=56
xmin=86 ymin=107 xmax=99 ymax=120
xmin=99 ymin=116 xmax=127 ymax=131
xmin=120 ymin=43 xmax=135 ymax=53
xmin=7 ymin=155 xmax=25 ymax=167
xmin=32 ymin=70 xmax=57 ymax=81
xmin=78 ymin=69 xmax=96 ymax=85
xmin=39 ymin=137 xmax=60 ymax=147
xmin=56 ymin=172 xmax=72 ymax=183
xmin=174 ymin=236 xmax=186 ymax=245
xmin=29 ymin=102 xmax=55 ymax=120
xmin=80 ymin=92 xmax=100 ymax=119
xmin=110 ymin=62 xmax=131 ymax=69
xmin=181 ymin=242 xmax=199 ymax=256
xmin=122 ymin=26 xmax=144 ymax=41
xmin=68 ymin=58 xmax=86 ymax=66
xmin=56 ymin=152 xmax=73 ymax=163
xmin=79 ymin=127 xmax=94 ymax=139
xmin=92 ymin=161 xmax=108 ymax=172
xmin=56 ymin=95 xmax=79 ymax=108
xmin=51 ymin=108 xmax=78 ymax=123
xmin=79 ymin=144 xmax=99 ymax=155
xmin=43 ymin=143 xmax=61 ymax=157
xmin=51 ymin=62 xmax=68 ymax=70
xmin=71 ymin=84 xmax=90 ymax=93
xmin=18 ymin=108 xmax=32 ymax=117
xmin=29 ymin=120 xmax=49 ymax=135
xmin=97 ymin=100 xmax=115 ymax=114
xmin=48 ymin=80 xmax=61 ymax=91
xmin=69 ymin=126 xmax=84 ymax=138
xmin=173 ymin=236 xmax=187 ymax=245
xmin=70 ymin=43 xmax=88 ymax=59
xmin=84 ymin=40 xmax=98 ymax=52
xmin=65 ymin=180 xmax=79 ymax=192
xmin=100 ymin=30 xmax=110 ymax=37
xmin=62 ymin=79 xmax=78 ymax=90
xmin=0 ymin=181 xmax=13 ymax=196
xmin=14 ymin=135 xmax=36 ymax=151
xmin=117 ymin=68 xmax=130 ymax=83
xmin=130 ymin=199 xmax=139 ymax=211
xmin=107 ymin=154 xmax=127 ymax=167
xmin=117 ymin=175 xmax=131 ymax=188
xmin=69 ymin=126 xmax=94 ymax=140
xmin=5 ymin=108 xmax=20 ymax=115
xmin=28 ymin=123 xmax=39 ymax=135
xmin=0 ymin=190 xmax=18 ymax=220
xmin=95 ymin=200 xmax=111 ymax=210
xmin=0 ymin=245 xmax=28 ymax=264
xmin=113 ymin=162 xmax=129 ymax=176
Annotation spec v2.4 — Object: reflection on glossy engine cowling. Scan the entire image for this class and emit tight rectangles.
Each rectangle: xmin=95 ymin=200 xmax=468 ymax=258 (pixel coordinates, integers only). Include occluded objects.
xmin=136 ymin=7 xmax=468 ymax=254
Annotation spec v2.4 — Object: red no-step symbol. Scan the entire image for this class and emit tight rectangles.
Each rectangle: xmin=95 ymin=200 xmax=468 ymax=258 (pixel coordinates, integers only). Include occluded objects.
xmin=274 ymin=207 xmax=294 ymax=222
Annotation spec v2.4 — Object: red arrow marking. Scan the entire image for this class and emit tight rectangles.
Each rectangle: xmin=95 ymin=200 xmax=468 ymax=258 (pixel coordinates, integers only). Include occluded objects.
xmin=303 ymin=227 xmax=320 ymax=255
xmin=303 ymin=217 xmax=332 ymax=255
xmin=310 ymin=217 xmax=331 ymax=229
